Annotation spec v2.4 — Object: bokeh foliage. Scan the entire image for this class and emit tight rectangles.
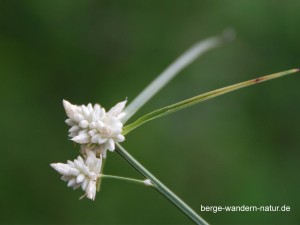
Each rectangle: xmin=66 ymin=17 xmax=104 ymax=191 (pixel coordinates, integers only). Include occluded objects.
xmin=0 ymin=0 xmax=299 ymax=224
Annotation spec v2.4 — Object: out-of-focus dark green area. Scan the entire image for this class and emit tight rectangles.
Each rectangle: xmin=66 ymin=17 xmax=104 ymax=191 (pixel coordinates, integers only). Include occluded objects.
xmin=1 ymin=0 xmax=299 ymax=224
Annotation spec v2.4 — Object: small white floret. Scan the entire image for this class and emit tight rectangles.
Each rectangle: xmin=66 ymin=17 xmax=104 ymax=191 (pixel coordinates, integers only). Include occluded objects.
xmin=51 ymin=150 xmax=102 ymax=200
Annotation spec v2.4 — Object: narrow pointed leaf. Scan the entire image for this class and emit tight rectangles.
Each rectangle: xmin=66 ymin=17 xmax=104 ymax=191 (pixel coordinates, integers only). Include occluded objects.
xmin=122 ymin=29 xmax=235 ymax=123
xmin=123 ymin=68 xmax=299 ymax=135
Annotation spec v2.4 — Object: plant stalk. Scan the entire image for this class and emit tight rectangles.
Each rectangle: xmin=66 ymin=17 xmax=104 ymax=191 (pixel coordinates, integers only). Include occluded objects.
xmin=100 ymin=174 xmax=150 ymax=186
xmin=116 ymin=143 xmax=209 ymax=225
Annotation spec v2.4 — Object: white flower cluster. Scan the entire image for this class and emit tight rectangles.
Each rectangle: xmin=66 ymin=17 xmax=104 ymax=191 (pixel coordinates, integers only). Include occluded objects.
xmin=51 ymin=150 xmax=102 ymax=200
xmin=63 ymin=99 xmax=126 ymax=154
xmin=51 ymin=99 xmax=127 ymax=200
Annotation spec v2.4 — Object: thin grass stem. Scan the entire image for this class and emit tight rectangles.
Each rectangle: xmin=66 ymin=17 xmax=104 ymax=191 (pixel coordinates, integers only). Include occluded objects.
xmin=100 ymin=174 xmax=151 ymax=186
xmin=116 ymin=143 xmax=209 ymax=225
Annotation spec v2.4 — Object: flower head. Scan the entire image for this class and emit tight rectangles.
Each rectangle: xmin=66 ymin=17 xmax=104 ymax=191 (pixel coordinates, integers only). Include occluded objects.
xmin=50 ymin=150 xmax=102 ymax=200
xmin=63 ymin=99 xmax=126 ymax=155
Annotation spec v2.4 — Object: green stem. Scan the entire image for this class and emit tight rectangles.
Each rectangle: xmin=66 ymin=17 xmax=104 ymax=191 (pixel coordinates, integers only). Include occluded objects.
xmin=100 ymin=174 xmax=151 ymax=186
xmin=116 ymin=143 xmax=209 ymax=225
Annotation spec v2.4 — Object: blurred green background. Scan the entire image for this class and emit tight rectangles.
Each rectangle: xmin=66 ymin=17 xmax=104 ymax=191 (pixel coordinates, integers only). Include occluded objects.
xmin=0 ymin=0 xmax=299 ymax=224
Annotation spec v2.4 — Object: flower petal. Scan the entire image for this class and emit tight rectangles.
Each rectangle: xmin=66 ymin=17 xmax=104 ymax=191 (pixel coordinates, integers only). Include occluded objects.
xmin=76 ymin=174 xmax=85 ymax=183
xmin=108 ymin=100 xmax=127 ymax=117
xmin=81 ymin=178 xmax=88 ymax=191
xmin=63 ymin=100 xmax=77 ymax=120
xmin=86 ymin=180 xmax=97 ymax=201
xmin=79 ymin=120 xmax=89 ymax=129
xmin=67 ymin=178 xmax=76 ymax=187
xmin=107 ymin=139 xmax=115 ymax=151
xmin=72 ymin=133 xmax=90 ymax=144
xmin=115 ymin=134 xmax=125 ymax=142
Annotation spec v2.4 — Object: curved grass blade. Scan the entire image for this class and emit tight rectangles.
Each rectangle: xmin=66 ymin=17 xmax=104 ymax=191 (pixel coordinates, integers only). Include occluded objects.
xmin=123 ymin=68 xmax=299 ymax=135
xmin=122 ymin=29 xmax=235 ymax=123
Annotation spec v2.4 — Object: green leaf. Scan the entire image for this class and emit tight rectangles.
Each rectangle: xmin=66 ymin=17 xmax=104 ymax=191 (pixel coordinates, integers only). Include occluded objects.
xmin=122 ymin=29 xmax=235 ymax=123
xmin=123 ymin=68 xmax=299 ymax=135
